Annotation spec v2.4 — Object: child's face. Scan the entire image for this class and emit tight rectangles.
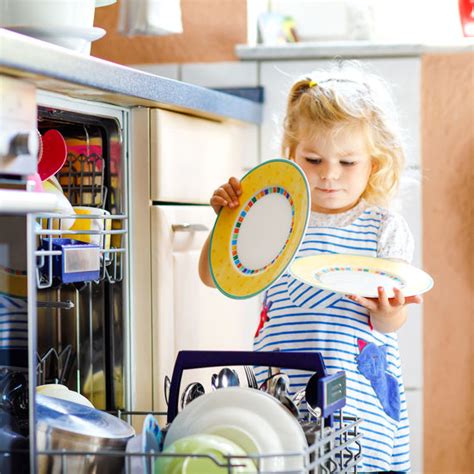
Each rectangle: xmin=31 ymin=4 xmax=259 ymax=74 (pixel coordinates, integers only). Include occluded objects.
xmin=291 ymin=124 xmax=373 ymax=214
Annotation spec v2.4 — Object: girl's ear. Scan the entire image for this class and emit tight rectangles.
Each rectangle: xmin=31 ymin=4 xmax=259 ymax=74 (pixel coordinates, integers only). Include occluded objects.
xmin=370 ymin=157 xmax=379 ymax=174
xmin=287 ymin=146 xmax=296 ymax=162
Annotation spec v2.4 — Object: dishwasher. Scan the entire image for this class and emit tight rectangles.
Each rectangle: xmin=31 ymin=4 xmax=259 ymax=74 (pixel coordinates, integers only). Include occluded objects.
xmin=0 ymin=76 xmax=131 ymax=473
xmin=0 ymin=75 xmax=362 ymax=473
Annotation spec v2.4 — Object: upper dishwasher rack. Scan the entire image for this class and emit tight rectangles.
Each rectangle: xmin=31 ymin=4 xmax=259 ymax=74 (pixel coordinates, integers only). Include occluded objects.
xmin=34 ymin=212 xmax=127 ymax=288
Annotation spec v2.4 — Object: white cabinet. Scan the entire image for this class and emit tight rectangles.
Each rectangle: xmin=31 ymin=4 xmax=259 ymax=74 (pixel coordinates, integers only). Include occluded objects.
xmin=129 ymin=108 xmax=260 ymax=423
xmin=150 ymin=109 xmax=258 ymax=203
xmin=395 ymin=172 xmax=423 ymax=389
xmin=151 ymin=205 xmax=259 ymax=419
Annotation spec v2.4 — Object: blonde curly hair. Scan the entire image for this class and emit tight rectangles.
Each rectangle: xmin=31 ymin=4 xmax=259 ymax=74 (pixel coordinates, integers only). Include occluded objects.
xmin=282 ymin=63 xmax=405 ymax=206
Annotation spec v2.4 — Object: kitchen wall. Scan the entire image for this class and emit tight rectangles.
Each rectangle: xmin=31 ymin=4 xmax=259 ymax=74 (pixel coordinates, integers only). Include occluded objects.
xmin=422 ymin=52 xmax=474 ymax=473
xmin=92 ymin=0 xmax=247 ymax=63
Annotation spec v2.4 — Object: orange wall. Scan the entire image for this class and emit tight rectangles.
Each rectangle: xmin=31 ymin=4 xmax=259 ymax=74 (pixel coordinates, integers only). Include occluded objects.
xmin=422 ymin=52 xmax=474 ymax=472
xmin=92 ymin=0 xmax=247 ymax=64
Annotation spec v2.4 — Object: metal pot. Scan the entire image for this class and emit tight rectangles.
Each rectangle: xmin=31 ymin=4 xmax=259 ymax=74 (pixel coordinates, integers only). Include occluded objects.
xmin=36 ymin=394 xmax=134 ymax=474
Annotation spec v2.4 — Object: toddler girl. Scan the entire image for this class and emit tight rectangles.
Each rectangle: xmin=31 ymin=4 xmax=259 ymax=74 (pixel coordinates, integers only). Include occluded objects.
xmin=199 ymin=63 xmax=422 ymax=472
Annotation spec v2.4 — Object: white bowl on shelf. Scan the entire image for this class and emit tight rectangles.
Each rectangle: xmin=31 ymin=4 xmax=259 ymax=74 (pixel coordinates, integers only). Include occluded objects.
xmin=0 ymin=0 xmax=97 ymax=30
xmin=5 ymin=25 xmax=106 ymax=54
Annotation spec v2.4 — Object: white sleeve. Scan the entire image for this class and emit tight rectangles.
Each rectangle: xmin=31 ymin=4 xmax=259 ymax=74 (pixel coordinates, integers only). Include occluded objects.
xmin=377 ymin=211 xmax=414 ymax=263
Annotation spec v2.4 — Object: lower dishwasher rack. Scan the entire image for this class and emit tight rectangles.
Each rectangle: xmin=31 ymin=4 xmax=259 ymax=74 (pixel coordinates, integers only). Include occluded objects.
xmin=31 ymin=408 xmax=362 ymax=474
xmin=27 ymin=351 xmax=365 ymax=473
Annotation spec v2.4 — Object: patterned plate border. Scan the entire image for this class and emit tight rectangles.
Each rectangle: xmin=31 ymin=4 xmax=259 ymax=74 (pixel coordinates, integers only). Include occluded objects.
xmin=314 ymin=266 xmax=404 ymax=287
xmin=0 ymin=264 xmax=28 ymax=276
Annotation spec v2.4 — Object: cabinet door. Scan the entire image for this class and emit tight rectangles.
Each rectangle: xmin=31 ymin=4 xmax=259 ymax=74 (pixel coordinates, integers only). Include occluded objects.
xmin=151 ymin=205 xmax=259 ymax=418
xmin=395 ymin=174 xmax=423 ymax=389
xmin=150 ymin=109 xmax=258 ymax=203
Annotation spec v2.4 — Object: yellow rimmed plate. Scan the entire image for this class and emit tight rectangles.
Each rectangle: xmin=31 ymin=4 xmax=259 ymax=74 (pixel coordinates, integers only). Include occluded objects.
xmin=209 ymin=159 xmax=310 ymax=299
xmin=289 ymin=254 xmax=434 ymax=298
xmin=0 ymin=266 xmax=28 ymax=298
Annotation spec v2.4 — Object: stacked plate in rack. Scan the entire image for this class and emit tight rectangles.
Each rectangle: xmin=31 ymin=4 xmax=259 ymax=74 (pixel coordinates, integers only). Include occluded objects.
xmin=0 ymin=0 xmax=115 ymax=54
xmin=160 ymin=387 xmax=308 ymax=473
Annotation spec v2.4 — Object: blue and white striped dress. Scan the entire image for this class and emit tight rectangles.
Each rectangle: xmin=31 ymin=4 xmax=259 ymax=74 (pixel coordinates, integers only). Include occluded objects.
xmin=254 ymin=200 xmax=413 ymax=472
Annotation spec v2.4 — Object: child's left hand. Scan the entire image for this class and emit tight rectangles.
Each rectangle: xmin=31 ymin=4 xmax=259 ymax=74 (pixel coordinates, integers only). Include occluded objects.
xmin=347 ymin=287 xmax=423 ymax=332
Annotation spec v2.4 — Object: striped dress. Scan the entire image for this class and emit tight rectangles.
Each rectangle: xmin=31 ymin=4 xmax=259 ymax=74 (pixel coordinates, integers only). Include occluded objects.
xmin=253 ymin=200 xmax=413 ymax=472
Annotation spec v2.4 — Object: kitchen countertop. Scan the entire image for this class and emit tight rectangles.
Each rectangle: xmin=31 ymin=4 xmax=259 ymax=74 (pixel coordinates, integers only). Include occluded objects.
xmin=236 ymin=40 xmax=474 ymax=61
xmin=0 ymin=29 xmax=262 ymax=124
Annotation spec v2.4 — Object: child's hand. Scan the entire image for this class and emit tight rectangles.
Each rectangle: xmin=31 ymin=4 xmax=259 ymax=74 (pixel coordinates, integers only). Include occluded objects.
xmin=210 ymin=177 xmax=242 ymax=214
xmin=347 ymin=287 xmax=423 ymax=332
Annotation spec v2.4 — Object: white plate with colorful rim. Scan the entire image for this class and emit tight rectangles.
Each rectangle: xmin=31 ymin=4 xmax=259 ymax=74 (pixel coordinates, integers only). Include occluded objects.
xmin=209 ymin=159 xmax=310 ymax=299
xmin=163 ymin=387 xmax=308 ymax=473
xmin=289 ymin=254 xmax=434 ymax=298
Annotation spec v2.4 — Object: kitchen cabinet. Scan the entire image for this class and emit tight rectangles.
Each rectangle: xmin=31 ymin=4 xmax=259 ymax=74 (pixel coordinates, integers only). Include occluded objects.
xmin=151 ymin=205 xmax=258 ymax=420
xmin=130 ymin=108 xmax=260 ymax=423
xmin=150 ymin=109 xmax=258 ymax=203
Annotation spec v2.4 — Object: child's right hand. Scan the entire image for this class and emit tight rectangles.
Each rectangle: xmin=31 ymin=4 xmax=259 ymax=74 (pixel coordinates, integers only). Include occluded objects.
xmin=210 ymin=177 xmax=242 ymax=214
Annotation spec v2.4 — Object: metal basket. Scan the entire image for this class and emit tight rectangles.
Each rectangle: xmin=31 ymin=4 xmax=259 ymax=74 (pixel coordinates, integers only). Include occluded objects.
xmin=35 ymin=213 xmax=127 ymax=289
xmin=26 ymin=408 xmax=361 ymax=474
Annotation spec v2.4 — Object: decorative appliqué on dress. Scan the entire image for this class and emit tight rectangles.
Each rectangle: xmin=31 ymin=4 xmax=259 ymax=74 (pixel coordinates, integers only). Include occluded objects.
xmin=357 ymin=338 xmax=401 ymax=421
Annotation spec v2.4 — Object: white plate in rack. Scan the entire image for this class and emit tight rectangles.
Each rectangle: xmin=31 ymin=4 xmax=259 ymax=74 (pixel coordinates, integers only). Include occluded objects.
xmin=289 ymin=254 xmax=434 ymax=298
xmin=164 ymin=387 xmax=308 ymax=472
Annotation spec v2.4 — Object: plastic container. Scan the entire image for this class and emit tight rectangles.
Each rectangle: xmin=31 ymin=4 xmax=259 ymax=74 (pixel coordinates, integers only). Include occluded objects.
xmin=40 ymin=238 xmax=100 ymax=284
